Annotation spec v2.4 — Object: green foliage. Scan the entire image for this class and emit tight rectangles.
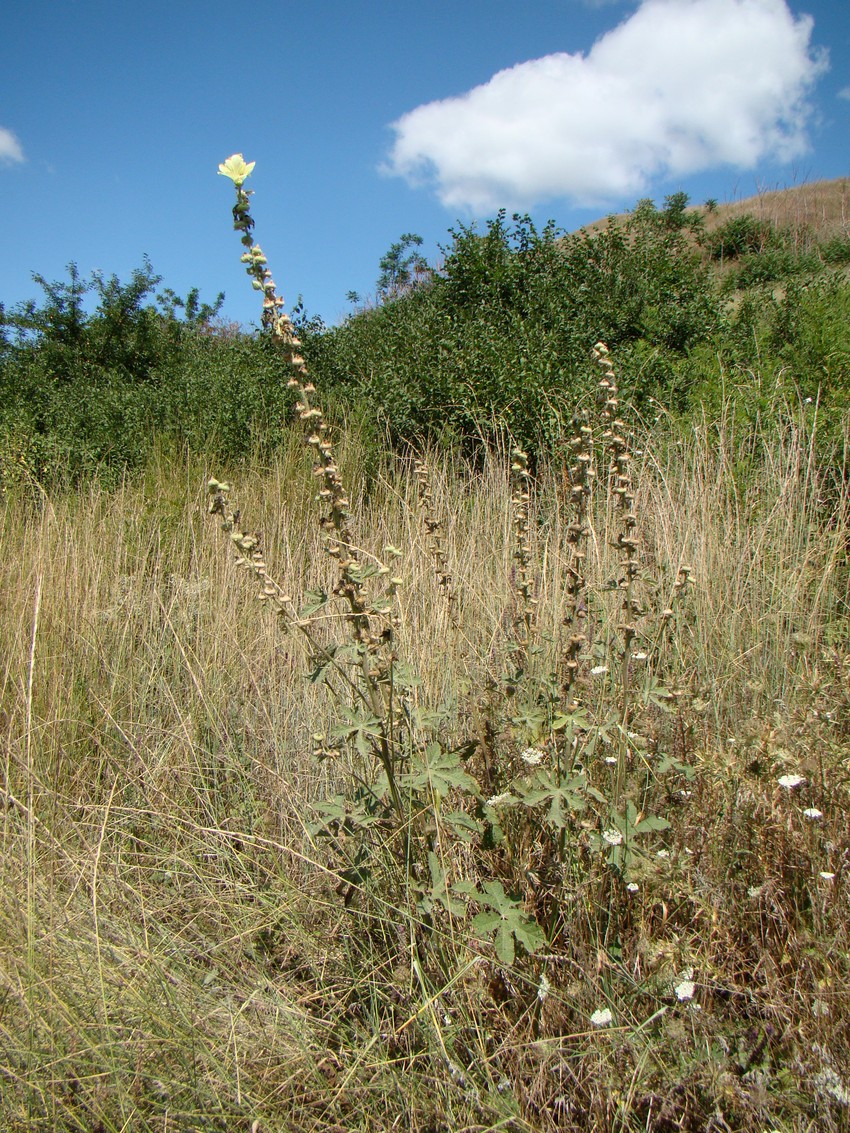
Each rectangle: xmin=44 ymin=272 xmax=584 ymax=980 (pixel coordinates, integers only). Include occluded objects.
xmin=297 ymin=190 xmax=847 ymax=457
xmin=305 ymin=198 xmax=722 ymax=456
xmin=4 ymin=184 xmax=847 ymax=489
xmin=588 ymin=801 xmax=671 ymax=878
xmin=1 ymin=258 xmax=223 ymax=378
xmin=0 ymin=262 xmax=300 ymax=485
xmin=678 ymin=269 xmax=850 ymax=449
xmin=461 ymin=880 xmax=547 ymax=964
xmin=705 ymin=212 xmax=850 ymax=294
xmin=768 ymin=273 xmax=850 ymax=398
xmin=704 ymin=213 xmax=775 ymax=260
xmin=820 ymin=233 xmax=850 ymax=265
xmin=376 ymin=232 xmax=429 ymax=302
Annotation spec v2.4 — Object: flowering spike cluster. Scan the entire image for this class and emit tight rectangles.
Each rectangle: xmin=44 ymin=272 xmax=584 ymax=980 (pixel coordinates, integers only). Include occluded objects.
xmin=209 ymin=157 xmax=413 ymax=818
xmin=414 ymin=457 xmax=454 ymax=619
xmin=228 ymin=171 xmax=292 ymax=344
xmin=220 ymin=157 xmax=399 ymax=680
xmin=594 ymin=343 xmax=640 ymax=651
xmin=207 ymin=479 xmax=296 ymax=617
xmin=510 ymin=448 xmax=537 ymax=647
xmin=562 ymin=407 xmax=594 ymax=696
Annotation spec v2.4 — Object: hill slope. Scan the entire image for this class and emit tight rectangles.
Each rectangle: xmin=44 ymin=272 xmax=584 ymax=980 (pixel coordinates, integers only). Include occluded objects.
xmin=582 ymin=176 xmax=850 ymax=252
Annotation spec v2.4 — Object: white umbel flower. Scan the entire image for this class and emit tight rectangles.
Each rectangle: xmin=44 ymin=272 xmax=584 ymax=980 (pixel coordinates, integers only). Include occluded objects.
xmin=675 ymin=979 xmax=696 ymax=1002
xmin=778 ymin=773 xmax=806 ymax=789
xmin=537 ymin=973 xmax=551 ymax=1002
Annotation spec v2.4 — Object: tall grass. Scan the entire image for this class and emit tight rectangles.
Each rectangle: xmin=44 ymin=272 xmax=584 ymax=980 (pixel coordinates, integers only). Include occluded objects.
xmin=1 ymin=391 xmax=848 ymax=1129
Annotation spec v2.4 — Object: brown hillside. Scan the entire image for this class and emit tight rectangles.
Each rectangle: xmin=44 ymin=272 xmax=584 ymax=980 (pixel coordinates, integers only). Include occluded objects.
xmin=702 ymin=177 xmax=850 ymax=246
xmin=582 ymin=176 xmax=850 ymax=248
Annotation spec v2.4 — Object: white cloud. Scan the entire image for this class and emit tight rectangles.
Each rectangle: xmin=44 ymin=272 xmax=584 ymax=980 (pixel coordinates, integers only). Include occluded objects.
xmin=385 ymin=0 xmax=827 ymax=212
xmin=0 ymin=126 xmax=25 ymax=166
xmin=839 ymin=86 xmax=850 ymax=101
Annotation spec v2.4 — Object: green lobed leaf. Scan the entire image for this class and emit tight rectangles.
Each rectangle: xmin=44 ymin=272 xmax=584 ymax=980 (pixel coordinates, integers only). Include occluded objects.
xmin=299 ymin=588 xmax=329 ymax=618
xmin=442 ymin=810 xmax=484 ymax=842
xmin=401 ymin=742 xmax=480 ymax=798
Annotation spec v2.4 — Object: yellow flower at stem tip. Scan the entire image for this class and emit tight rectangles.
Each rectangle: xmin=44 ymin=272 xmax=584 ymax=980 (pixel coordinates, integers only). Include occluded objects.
xmin=217 ymin=154 xmax=255 ymax=186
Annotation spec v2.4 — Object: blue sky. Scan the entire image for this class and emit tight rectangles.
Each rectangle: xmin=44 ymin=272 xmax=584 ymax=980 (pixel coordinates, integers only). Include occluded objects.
xmin=1 ymin=0 xmax=847 ymax=329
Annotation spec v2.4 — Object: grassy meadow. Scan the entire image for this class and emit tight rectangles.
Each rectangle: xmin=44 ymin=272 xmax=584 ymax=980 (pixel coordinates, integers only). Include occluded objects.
xmin=1 ymin=169 xmax=849 ymax=1131
xmin=2 ymin=400 xmax=849 ymax=1130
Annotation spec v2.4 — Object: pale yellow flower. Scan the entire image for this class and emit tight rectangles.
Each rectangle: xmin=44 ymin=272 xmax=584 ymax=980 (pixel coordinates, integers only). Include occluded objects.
xmin=217 ymin=153 xmax=256 ymax=186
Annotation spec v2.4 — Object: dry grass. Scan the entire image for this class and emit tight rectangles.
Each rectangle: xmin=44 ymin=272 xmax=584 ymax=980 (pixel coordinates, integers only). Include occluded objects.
xmin=581 ymin=175 xmax=850 ymax=256
xmin=701 ymin=177 xmax=850 ymax=247
xmin=0 ymin=401 xmax=848 ymax=1130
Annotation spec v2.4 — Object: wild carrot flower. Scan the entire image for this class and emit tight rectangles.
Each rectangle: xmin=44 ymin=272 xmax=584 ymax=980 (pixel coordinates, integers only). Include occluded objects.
xmin=590 ymin=1007 xmax=613 ymax=1027
xmin=674 ymin=972 xmax=696 ymax=1001
xmin=537 ymin=973 xmax=551 ymax=1002
xmin=486 ymin=792 xmax=515 ymax=809
xmin=778 ymin=773 xmax=806 ymax=789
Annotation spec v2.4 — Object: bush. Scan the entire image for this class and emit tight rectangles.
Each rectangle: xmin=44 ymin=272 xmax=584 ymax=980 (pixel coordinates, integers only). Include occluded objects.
xmin=305 ymin=198 xmax=722 ymax=458
xmin=704 ymin=213 xmax=776 ymax=260
xmin=0 ymin=263 xmax=303 ymax=485
xmin=769 ymin=274 xmax=850 ymax=398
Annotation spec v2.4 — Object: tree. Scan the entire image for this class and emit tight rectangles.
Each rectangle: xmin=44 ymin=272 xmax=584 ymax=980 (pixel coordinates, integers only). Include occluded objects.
xmin=0 ymin=258 xmax=224 ymax=382
xmin=376 ymin=234 xmax=429 ymax=302
xmin=155 ymin=285 xmax=225 ymax=326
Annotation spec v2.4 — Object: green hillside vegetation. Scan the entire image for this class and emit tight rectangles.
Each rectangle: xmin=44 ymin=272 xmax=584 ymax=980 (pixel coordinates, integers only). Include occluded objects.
xmin=2 ymin=179 xmax=849 ymax=485
xmin=1 ymin=168 xmax=849 ymax=1131
xmin=301 ymin=179 xmax=850 ymax=457
xmin=0 ymin=259 xmax=295 ymax=486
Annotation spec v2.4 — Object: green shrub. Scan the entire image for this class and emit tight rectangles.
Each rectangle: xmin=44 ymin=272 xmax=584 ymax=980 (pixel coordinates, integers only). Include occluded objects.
xmin=820 ymin=233 xmax=850 ymax=265
xmin=769 ymin=274 xmax=850 ymax=398
xmin=0 ymin=263 xmax=304 ymax=485
xmin=305 ymin=198 xmax=722 ymax=458
xmin=704 ymin=212 xmax=776 ymax=260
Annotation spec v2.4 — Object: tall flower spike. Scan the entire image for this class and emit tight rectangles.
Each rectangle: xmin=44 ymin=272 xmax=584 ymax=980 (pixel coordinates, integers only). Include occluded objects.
xmin=594 ymin=343 xmax=639 ymax=635
xmin=215 ymin=155 xmax=406 ymax=761
xmin=212 ymin=154 xmax=406 ymax=816
xmin=593 ymin=342 xmax=641 ymax=808
xmin=415 ymin=457 xmax=455 ymax=622
xmin=510 ymin=448 xmax=537 ymax=658
xmin=561 ymin=407 xmax=593 ymax=699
